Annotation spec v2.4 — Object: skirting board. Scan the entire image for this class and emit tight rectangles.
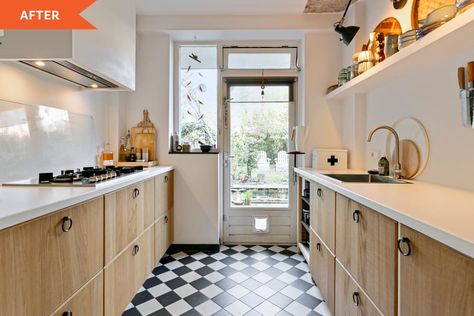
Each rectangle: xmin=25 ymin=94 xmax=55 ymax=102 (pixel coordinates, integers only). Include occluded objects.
xmin=168 ymin=244 xmax=220 ymax=254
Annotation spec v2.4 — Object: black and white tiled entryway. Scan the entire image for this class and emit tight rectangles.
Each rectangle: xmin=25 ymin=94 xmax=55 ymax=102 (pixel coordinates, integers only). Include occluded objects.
xmin=124 ymin=245 xmax=331 ymax=316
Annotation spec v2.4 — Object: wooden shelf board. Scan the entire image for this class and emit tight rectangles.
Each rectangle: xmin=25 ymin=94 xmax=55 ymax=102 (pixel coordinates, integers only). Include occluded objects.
xmin=298 ymin=242 xmax=310 ymax=264
xmin=301 ymin=220 xmax=310 ymax=234
xmin=326 ymin=9 xmax=474 ymax=101
xmin=301 ymin=196 xmax=310 ymax=205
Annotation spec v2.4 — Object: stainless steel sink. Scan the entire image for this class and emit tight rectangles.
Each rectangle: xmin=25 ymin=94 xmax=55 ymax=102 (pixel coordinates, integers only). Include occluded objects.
xmin=323 ymin=174 xmax=410 ymax=184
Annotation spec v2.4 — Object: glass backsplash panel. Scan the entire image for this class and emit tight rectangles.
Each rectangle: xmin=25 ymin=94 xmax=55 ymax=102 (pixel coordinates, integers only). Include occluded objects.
xmin=0 ymin=99 xmax=96 ymax=182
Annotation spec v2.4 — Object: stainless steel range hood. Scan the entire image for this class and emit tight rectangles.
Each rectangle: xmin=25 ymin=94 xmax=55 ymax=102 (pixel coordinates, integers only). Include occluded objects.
xmin=20 ymin=60 xmax=119 ymax=89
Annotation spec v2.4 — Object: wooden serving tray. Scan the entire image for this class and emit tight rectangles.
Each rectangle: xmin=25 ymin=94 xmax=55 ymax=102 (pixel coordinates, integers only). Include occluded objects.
xmin=115 ymin=161 xmax=159 ymax=168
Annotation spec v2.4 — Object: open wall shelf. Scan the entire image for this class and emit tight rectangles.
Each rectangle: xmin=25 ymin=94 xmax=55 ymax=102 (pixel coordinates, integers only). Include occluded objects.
xmin=326 ymin=9 xmax=474 ymax=101
xmin=297 ymin=176 xmax=311 ymax=264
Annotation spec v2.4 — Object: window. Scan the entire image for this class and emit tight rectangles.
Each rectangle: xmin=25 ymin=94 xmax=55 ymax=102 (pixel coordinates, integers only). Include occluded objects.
xmin=223 ymin=47 xmax=299 ymax=70
xmin=177 ymin=45 xmax=218 ymax=148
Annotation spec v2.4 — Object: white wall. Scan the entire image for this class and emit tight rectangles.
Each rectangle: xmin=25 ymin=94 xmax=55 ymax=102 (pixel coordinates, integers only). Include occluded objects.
xmin=0 ymin=61 xmax=118 ymax=176
xmin=121 ymin=33 xmax=221 ymax=244
xmin=339 ymin=0 xmax=474 ymax=191
xmin=302 ymin=32 xmax=344 ymax=167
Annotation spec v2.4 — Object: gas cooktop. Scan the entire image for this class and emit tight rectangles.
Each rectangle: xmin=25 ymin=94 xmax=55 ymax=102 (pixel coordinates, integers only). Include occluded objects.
xmin=2 ymin=166 xmax=144 ymax=187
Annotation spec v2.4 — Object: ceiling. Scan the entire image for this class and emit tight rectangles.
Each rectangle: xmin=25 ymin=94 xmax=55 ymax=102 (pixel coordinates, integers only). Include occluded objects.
xmin=304 ymin=0 xmax=358 ymax=13
xmin=136 ymin=0 xmax=348 ymax=15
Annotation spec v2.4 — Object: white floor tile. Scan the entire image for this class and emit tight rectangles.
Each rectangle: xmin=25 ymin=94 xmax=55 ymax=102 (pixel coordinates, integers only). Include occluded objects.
xmin=135 ymin=299 xmax=162 ymax=315
xmin=225 ymin=300 xmax=251 ymax=315
xmin=253 ymin=285 xmax=276 ymax=299
xmin=280 ymin=285 xmax=303 ymax=299
xmin=254 ymin=301 xmax=281 ymax=316
xmin=174 ymin=284 xmax=197 ymax=298
xmin=284 ymin=301 xmax=311 ymax=315
xmin=228 ymin=285 xmax=250 ymax=299
xmin=166 ymin=300 xmax=192 ymax=315
xmin=148 ymin=283 xmax=171 ymax=297
xmin=195 ymin=300 xmax=222 ymax=315
xmin=201 ymin=284 xmax=224 ymax=298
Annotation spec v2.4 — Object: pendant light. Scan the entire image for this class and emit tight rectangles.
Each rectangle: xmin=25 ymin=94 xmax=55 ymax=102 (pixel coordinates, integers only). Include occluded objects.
xmin=334 ymin=0 xmax=360 ymax=45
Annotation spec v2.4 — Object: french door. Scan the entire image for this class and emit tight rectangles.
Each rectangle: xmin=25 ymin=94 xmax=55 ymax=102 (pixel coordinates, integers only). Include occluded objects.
xmin=222 ymin=78 xmax=297 ymax=244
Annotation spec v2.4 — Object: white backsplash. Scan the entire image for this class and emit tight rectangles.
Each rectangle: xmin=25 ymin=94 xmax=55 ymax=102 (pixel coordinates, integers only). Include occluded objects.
xmin=0 ymin=99 xmax=96 ymax=182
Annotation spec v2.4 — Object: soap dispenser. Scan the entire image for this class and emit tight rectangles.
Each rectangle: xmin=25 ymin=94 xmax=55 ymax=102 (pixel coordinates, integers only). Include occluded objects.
xmin=378 ymin=156 xmax=390 ymax=176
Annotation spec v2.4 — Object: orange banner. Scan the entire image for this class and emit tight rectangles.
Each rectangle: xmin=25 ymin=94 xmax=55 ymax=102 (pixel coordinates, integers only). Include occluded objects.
xmin=0 ymin=0 xmax=96 ymax=30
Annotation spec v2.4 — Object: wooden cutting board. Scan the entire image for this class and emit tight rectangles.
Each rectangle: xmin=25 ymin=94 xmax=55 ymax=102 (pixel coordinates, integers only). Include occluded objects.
xmin=131 ymin=110 xmax=156 ymax=161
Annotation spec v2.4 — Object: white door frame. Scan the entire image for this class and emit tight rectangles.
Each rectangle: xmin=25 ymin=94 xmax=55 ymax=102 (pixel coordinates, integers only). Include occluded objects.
xmin=221 ymin=75 xmax=298 ymax=244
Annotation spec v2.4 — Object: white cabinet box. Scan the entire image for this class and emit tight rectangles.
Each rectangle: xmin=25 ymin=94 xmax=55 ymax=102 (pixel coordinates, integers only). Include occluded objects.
xmin=0 ymin=0 xmax=136 ymax=90
xmin=312 ymin=149 xmax=348 ymax=170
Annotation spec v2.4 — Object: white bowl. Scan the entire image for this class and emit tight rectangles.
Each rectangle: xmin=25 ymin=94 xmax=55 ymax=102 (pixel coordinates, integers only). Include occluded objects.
xmin=419 ymin=5 xmax=457 ymax=25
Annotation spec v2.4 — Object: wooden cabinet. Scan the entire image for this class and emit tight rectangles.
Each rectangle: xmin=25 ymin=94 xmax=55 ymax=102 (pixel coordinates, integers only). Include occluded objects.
xmin=310 ymin=229 xmax=335 ymax=313
xmin=155 ymin=211 xmax=173 ymax=263
xmin=105 ymin=227 xmax=154 ymax=316
xmin=399 ymin=225 xmax=474 ymax=316
xmin=0 ymin=198 xmax=104 ymax=316
xmin=51 ymin=272 xmax=103 ymax=316
xmin=155 ymin=171 xmax=174 ymax=219
xmin=310 ymin=183 xmax=336 ymax=253
xmin=335 ymin=262 xmax=380 ymax=316
xmin=105 ymin=180 xmax=154 ymax=263
xmin=335 ymin=194 xmax=397 ymax=316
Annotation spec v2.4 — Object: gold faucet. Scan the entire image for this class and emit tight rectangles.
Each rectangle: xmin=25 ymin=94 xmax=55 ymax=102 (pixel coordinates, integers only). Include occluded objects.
xmin=367 ymin=125 xmax=402 ymax=179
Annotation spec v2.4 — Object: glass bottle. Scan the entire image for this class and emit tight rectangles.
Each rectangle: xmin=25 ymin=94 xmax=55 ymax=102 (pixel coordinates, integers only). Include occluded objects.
xmin=102 ymin=143 xmax=114 ymax=166
xmin=128 ymin=147 xmax=137 ymax=162
xmin=119 ymin=136 xmax=128 ymax=162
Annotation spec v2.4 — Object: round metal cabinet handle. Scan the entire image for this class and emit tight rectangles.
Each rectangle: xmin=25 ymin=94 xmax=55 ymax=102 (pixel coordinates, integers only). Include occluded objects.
xmin=398 ymin=237 xmax=412 ymax=256
xmin=352 ymin=292 xmax=361 ymax=306
xmin=317 ymin=188 xmax=322 ymax=198
xmin=164 ymin=175 xmax=169 ymax=183
xmin=352 ymin=210 xmax=361 ymax=223
xmin=62 ymin=311 xmax=72 ymax=316
xmin=316 ymin=243 xmax=321 ymax=252
xmin=164 ymin=216 xmax=169 ymax=224
xmin=132 ymin=244 xmax=140 ymax=256
xmin=61 ymin=216 xmax=73 ymax=232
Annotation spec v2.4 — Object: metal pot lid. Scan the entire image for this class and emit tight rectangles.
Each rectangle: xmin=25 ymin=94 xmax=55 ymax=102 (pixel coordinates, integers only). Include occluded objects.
xmin=392 ymin=0 xmax=408 ymax=9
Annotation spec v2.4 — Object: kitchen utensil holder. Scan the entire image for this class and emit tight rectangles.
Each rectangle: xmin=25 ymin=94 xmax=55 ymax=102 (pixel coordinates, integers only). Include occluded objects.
xmin=460 ymin=90 xmax=474 ymax=128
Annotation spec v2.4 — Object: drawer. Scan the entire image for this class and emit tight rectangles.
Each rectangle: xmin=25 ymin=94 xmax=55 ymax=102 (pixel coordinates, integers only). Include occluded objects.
xmin=398 ymin=225 xmax=474 ymax=316
xmin=105 ymin=227 xmax=154 ymax=316
xmin=51 ymin=272 xmax=103 ymax=316
xmin=310 ymin=183 xmax=335 ymax=252
xmin=335 ymin=194 xmax=397 ymax=316
xmin=155 ymin=171 xmax=173 ymax=219
xmin=105 ymin=181 xmax=154 ymax=263
xmin=335 ymin=261 xmax=380 ymax=316
xmin=0 ymin=198 xmax=104 ymax=316
xmin=155 ymin=211 xmax=172 ymax=263
xmin=310 ymin=229 xmax=335 ymax=313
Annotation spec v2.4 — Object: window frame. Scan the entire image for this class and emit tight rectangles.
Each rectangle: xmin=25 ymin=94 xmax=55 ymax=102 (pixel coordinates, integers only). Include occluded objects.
xmin=222 ymin=46 xmax=300 ymax=71
xmin=173 ymin=42 xmax=302 ymax=152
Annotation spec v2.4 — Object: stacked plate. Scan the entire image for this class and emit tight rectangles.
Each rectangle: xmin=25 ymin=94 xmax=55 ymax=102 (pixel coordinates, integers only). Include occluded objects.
xmin=416 ymin=20 xmax=448 ymax=39
xmin=398 ymin=30 xmax=417 ymax=50
xmin=456 ymin=0 xmax=474 ymax=13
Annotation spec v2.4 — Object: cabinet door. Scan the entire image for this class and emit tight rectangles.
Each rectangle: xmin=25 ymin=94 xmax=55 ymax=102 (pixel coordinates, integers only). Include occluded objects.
xmin=0 ymin=198 xmax=104 ymax=316
xmin=105 ymin=181 xmax=146 ymax=263
xmin=310 ymin=229 xmax=335 ymax=313
xmin=51 ymin=272 xmax=103 ymax=316
xmin=335 ymin=262 xmax=380 ymax=316
xmin=399 ymin=225 xmax=474 ymax=316
xmin=310 ymin=183 xmax=335 ymax=253
xmin=335 ymin=194 xmax=397 ymax=316
xmin=105 ymin=227 xmax=154 ymax=316
xmin=154 ymin=212 xmax=172 ymax=263
xmin=155 ymin=171 xmax=174 ymax=219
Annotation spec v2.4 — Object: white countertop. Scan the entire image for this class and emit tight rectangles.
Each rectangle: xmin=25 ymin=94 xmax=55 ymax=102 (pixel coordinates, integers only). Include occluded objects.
xmin=0 ymin=166 xmax=174 ymax=230
xmin=295 ymin=168 xmax=474 ymax=259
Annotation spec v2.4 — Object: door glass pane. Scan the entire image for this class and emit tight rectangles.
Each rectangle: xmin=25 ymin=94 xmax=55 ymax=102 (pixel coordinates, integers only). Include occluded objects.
xmin=229 ymin=85 xmax=290 ymax=208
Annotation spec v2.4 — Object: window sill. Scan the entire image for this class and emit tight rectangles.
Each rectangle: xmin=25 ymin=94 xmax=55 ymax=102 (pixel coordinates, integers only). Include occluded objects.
xmin=168 ymin=150 xmax=220 ymax=155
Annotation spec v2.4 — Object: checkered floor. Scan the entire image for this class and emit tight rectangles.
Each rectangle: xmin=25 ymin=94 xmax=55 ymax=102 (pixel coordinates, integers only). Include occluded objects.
xmin=124 ymin=245 xmax=331 ymax=316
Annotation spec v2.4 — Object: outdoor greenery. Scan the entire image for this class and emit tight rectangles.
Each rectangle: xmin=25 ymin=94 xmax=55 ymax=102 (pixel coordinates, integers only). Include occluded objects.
xmin=231 ymin=105 xmax=288 ymax=183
